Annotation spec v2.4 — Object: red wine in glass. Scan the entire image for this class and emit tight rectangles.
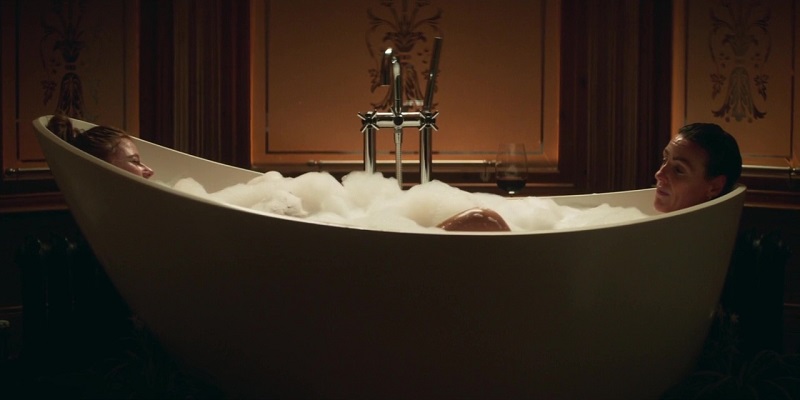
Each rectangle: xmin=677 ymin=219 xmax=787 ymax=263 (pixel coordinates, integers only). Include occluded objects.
xmin=495 ymin=143 xmax=528 ymax=195
xmin=496 ymin=177 xmax=526 ymax=193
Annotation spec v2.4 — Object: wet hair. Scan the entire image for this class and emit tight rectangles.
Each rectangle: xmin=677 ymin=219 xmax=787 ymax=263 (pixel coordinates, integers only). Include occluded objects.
xmin=47 ymin=113 xmax=131 ymax=162
xmin=678 ymin=123 xmax=742 ymax=195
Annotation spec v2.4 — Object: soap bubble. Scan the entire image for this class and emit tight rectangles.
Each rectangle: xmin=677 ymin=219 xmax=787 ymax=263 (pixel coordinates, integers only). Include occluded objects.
xmin=168 ymin=171 xmax=648 ymax=232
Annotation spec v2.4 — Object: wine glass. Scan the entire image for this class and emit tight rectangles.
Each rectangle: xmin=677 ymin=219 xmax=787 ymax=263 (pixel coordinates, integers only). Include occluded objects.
xmin=495 ymin=143 xmax=528 ymax=195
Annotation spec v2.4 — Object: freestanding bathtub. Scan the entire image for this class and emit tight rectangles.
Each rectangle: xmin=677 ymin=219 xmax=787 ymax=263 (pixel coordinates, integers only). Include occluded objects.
xmin=33 ymin=116 xmax=746 ymax=399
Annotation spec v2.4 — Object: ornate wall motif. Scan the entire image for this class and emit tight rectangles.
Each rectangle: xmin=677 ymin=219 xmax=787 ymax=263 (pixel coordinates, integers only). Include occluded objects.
xmin=708 ymin=0 xmax=771 ymax=123
xmin=1 ymin=0 xmax=134 ymax=177
xmin=679 ymin=0 xmax=797 ymax=168
xmin=365 ymin=0 xmax=443 ymax=111
xmin=40 ymin=0 xmax=87 ymax=118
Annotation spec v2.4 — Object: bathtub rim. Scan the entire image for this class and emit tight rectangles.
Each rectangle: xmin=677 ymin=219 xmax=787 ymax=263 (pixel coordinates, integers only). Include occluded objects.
xmin=33 ymin=115 xmax=747 ymax=236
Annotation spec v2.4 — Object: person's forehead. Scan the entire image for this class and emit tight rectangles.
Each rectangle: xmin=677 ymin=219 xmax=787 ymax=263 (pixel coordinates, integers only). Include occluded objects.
xmin=114 ymin=138 xmax=139 ymax=155
xmin=668 ymin=136 xmax=708 ymax=165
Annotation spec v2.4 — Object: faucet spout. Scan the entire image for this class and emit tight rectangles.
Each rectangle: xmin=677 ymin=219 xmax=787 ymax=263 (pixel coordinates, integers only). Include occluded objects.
xmin=360 ymin=38 xmax=443 ymax=186
xmin=381 ymin=48 xmax=404 ymax=122
xmin=380 ymin=48 xmax=393 ymax=86
xmin=380 ymin=48 xmax=406 ymax=186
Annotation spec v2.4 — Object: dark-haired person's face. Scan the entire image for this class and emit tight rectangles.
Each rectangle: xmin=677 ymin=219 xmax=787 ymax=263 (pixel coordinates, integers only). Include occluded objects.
xmin=108 ymin=138 xmax=154 ymax=179
xmin=653 ymin=135 xmax=725 ymax=212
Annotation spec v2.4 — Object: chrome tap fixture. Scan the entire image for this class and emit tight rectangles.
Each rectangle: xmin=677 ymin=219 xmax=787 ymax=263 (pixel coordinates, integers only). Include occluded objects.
xmin=359 ymin=37 xmax=443 ymax=186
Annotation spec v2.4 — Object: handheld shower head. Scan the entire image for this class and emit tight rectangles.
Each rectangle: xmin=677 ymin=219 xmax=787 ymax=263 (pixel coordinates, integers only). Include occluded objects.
xmin=422 ymin=37 xmax=443 ymax=112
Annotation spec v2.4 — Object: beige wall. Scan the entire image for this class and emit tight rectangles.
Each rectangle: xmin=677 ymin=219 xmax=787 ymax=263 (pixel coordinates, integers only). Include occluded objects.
xmin=256 ymin=0 xmax=560 ymax=169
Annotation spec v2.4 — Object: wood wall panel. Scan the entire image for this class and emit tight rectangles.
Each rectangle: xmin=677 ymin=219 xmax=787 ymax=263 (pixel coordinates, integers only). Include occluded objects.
xmin=1 ymin=0 xmax=138 ymax=182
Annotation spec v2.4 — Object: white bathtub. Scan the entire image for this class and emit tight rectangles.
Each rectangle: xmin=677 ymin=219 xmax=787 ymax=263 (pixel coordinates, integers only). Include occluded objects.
xmin=33 ymin=116 xmax=746 ymax=399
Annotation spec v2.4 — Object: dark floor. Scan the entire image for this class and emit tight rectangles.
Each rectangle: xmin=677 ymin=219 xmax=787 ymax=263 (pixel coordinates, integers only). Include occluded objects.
xmin=0 ymin=314 xmax=224 ymax=399
xmin=2 ymin=308 xmax=799 ymax=399
xmin=662 ymin=308 xmax=800 ymax=399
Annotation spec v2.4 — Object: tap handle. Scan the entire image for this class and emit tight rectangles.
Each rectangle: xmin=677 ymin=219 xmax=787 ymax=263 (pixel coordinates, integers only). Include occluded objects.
xmin=419 ymin=110 xmax=439 ymax=131
xmin=358 ymin=110 xmax=379 ymax=133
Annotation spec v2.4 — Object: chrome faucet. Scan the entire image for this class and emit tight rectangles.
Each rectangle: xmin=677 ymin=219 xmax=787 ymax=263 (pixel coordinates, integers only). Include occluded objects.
xmin=359 ymin=37 xmax=443 ymax=186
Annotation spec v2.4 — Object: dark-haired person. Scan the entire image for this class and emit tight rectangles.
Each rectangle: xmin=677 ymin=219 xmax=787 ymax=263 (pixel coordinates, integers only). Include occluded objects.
xmin=47 ymin=114 xmax=154 ymax=179
xmin=441 ymin=122 xmax=743 ymax=231
xmin=654 ymin=123 xmax=742 ymax=212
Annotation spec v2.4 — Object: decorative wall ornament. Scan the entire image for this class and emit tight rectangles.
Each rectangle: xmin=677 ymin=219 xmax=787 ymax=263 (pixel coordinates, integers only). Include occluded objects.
xmin=366 ymin=0 xmax=443 ymax=111
xmin=40 ymin=0 xmax=85 ymax=118
xmin=708 ymin=0 xmax=771 ymax=123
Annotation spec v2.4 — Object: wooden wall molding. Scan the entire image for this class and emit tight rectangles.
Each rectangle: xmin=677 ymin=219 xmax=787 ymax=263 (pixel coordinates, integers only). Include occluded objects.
xmin=559 ymin=0 xmax=672 ymax=195
xmin=141 ymin=0 xmax=250 ymax=168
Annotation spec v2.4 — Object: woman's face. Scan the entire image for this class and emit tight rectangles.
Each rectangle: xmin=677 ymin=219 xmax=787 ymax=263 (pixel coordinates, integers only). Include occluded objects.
xmin=653 ymin=135 xmax=723 ymax=212
xmin=108 ymin=138 xmax=154 ymax=179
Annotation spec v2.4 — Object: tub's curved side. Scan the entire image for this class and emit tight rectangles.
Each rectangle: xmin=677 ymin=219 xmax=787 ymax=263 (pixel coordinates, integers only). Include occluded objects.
xmin=33 ymin=116 xmax=746 ymax=399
